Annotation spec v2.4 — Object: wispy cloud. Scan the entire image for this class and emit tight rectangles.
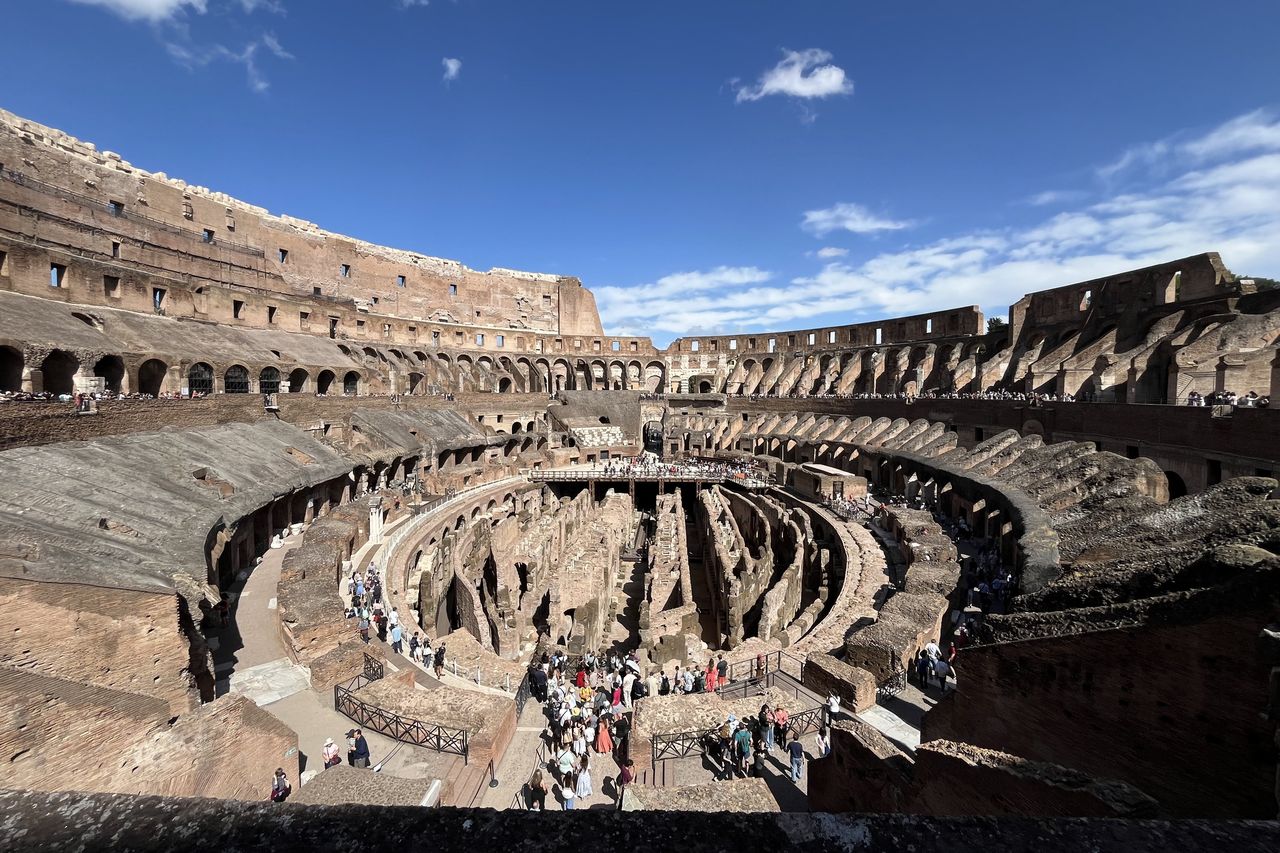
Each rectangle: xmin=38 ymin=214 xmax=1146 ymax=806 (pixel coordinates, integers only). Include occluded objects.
xmin=802 ymin=202 xmax=914 ymax=236
xmin=815 ymin=247 xmax=848 ymax=259
xmin=442 ymin=56 xmax=462 ymax=82
xmin=398 ymin=0 xmax=430 ymax=7
xmin=67 ymin=0 xmax=206 ymax=22
xmin=64 ymin=0 xmax=292 ymax=92
xmin=734 ymin=48 xmax=853 ymax=115
xmin=602 ymin=110 xmax=1280 ymax=344
xmin=1026 ymin=189 xmax=1086 ymax=207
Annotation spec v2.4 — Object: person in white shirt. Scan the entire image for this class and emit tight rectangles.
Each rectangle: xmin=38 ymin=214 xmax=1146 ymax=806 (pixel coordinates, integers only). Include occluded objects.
xmin=827 ymin=693 xmax=841 ymax=722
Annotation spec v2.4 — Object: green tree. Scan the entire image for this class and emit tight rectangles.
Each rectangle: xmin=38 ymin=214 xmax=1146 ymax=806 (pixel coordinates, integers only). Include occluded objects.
xmin=986 ymin=317 xmax=1008 ymax=332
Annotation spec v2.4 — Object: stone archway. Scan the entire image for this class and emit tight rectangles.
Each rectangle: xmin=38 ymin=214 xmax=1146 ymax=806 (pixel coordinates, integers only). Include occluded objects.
xmin=137 ymin=358 xmax=168 ymax=397
xmin=40 ymin=350 xmax=80 ymax=395
xmin=0 ymin=346 xmax=24 ymax=392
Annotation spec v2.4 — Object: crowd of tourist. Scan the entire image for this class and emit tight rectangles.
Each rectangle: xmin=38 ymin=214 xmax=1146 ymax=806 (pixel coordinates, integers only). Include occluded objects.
xmin=0 ymin=389 xmax=206 ymax=403
xmin=588 ymin=453 xmax=771 ymax=483
xmin=1186 ymin=390 xmax=1270 ymax=407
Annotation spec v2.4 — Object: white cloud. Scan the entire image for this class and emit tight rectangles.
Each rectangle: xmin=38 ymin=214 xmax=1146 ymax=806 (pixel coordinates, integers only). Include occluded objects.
xmin=238 ymin=0 xmax=285 ymax=13
xmin=67 ymin=0 xmax=206 ymax=22
xmin=398 ymin=0 xmax=429 ymax=7
xmin=442 ymin=57 xmax=462 ymax=82
xmin=802 ymin=202 xmax=914 ymax=236
xmin=601 ymin=110 xmax=1280 ymax=344
xmin=815 ymin=247 xmax=848 ymax=259
xmin=167 ymin=31 xmax=293 ymax=93
xmin=1027 ymin=189 xmax=1086 ymax=207
xmin=735 ymin=48 xmax=853 ymax=104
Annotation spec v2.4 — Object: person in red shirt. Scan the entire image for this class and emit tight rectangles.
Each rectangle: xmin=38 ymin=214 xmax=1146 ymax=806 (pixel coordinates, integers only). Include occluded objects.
xmin=615 ymin=759 xmax=634 ymax=810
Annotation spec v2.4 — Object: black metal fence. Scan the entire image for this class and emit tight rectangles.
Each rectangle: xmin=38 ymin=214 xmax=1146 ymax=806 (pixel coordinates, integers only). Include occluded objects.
xmin=333 ymin=653 xmax=470 ymax=762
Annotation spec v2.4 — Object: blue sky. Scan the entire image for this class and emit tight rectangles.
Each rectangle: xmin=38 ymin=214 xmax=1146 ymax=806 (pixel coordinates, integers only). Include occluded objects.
xmin=6 ymin=1 xmax=1280 ymax=345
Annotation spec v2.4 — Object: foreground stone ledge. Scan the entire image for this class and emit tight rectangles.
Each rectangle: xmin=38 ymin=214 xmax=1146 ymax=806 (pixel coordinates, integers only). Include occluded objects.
xmin=1 ymin=790 xmax=1277 ymax=852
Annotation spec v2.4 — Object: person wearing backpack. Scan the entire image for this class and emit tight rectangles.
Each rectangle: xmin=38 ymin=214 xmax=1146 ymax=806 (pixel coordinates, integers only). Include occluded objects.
xmin=659 ymin=672 xmax=671 ymax=696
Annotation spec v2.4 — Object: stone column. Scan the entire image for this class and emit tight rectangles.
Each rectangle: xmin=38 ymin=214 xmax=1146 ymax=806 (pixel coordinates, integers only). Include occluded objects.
xmin=1271 ymin=350 xmax=1280 ymax=398
xmin=368 ymin=496 xmax=384 ymax=545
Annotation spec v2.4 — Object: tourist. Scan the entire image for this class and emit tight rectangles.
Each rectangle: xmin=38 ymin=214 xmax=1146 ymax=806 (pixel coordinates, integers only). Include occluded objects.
xmin=357 ymin=614 xmax=370 ymax=644
xmin=322 ymin=737 xmax=341 ymax=769
xmin=787 ymin=733 xmax=805 ymax=782
xmin=752 ymin=743 xmax=768 ymax=778
xmin=528 ymin=769 xmax=548 ymax=810
xmin=615 ymin=759 xmax=634 ymax=809
xmin=644 ymin=669 xmax=660 ymax=698
xmin=560 ymin=772 xmax=577 ymax=810
xmin=827 ymin=692 xmax=841 ymax=723
xmin=575 ymin=754 xmax=593 ymax=801
xmin=408 ymin=632 xmax=420 ymax=661
xmin=433 ymin=644 xmax=446 ymax=678
xmin=933 ymin=656 xmax=952 ymax=690
xmin=269 ymin=767 xmax=292 ymax=802
xmin=346 ymin=729 xmax=358 ymax=766
xmin=754 ymin=653 xmax=765 ymax=682
xmin=704 ymin=659 xmax=718 ymax=693
xmin=716 ymin=654 xmax=728 ymax=688
xmin=352 ymin=728 xmax=371 ymax=768
xmin=816 ymin=726 xmax=831 ymax=758
xmin=773 ymin=705 xmax=790 ymax=747
xmin=594 ymin=713 xmax=614 ymax=753
xmin=390 ymin=622 xmax=403 ymax=655
xmin=556 ymin=743 xmax=576 ymax=782
xmin=759 ymin=704 xmax=776 ymax=750
xmin=734 ymin=722 xmax=753 ymax=774
xmin=914 ymin=650 xmax=931 ymax=687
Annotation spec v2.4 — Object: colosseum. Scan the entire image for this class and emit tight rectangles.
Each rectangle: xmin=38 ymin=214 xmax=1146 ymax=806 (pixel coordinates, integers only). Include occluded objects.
xmin=0 ymin=107 xmax=1277 ymax=849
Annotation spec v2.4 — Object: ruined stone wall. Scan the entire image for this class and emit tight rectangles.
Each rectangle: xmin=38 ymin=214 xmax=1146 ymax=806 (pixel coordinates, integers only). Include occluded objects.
xmin=641 ymin=490 xmax=697 ymax=663
xmin=0 ymin=579 xmax=202 ymax=716
xmin=923 ymin=607 xmax=1278 ymax=818
xmin=0 ymin=666 xmax=295 ymax=801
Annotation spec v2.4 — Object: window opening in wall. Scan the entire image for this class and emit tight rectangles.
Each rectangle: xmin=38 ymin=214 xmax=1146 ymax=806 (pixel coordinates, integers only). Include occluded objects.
xmin=828 ymin=331 xmax=836 ymax=343
xmin=233 ymin=299 xmax=245 ymax=319
xmin=496 ymin=335 xmax=505 ymax=347
xmin=768 ymin=338 xmax=776 ymax=353
xmin=691 ymin=340 xmax=700 ymax=351
xmin=456 ymin=331 xmax=464 ymax=342
xmin=111 ymin=241 xmax=120 ymax=258
xmin=1207 ymin=459 xmax=1222 ymax=486
xmin=108 ymin=200 xmax=124 ymax=216
xmin=875 ymin=327 xmax=883 ymax=345
xmin=313 ymin=286 xmax=322 ymax=296
xmin=1081 ymin=289 xmax=1093 ymax=310
xmin=103 ymin=275 xmax=120 ymax=298
xmin=278 ymin=248 xmax=288 ymax=263
xmin=182 ymin=201 xmax=194 ymax=220
xmin=383 ymin=323 xmax=392 ymax=337
xmin=356 ymin=319 xmax=366 ymax=330
xmin=329 ymin=317 xmax=338 ymax=339
xmin=807 ymin=333 xmax=816 ymax=345
xmin=629 ymin=341 xmax=638 ymax=352
xmin=542 ymin=294 xmax=552 ymax=307
xmin=224 ymin=365 xmax=250 ymax=394
xmin=202 ymin=229 xmax=214 ymax=243
xmin=788 ymin=335 xmax=796 ymax=346
xmin=225 ymin=214 xmax=235 ymax=232
xmin=267 ymin=306 xmax=277 ymax=324
xmin=729 ymin=339 xmax=738 ymax=350
xmin=371 ymin=296 xmax=379 ymax=305
xmin=0 ymin=250 xmax=9 ymax=275
xmin=300 ymin=311 xmax=310 ymax=325
xmin=49 ymin=263 xmax=66 ymax=288
xmin=152 ymin=287 xmax=166 ymax=312
xmin=396 ymin=275 xmax=406 ymax=287
xmin=926 ymin=319 xmax=933 ymax=334
xmin=432 ymin=330 xmax=440 ymax=343
xmin=611 ymin=340 xmax=620 ymax=351
xmin=449 ymin=284 xmax=458 ymax=296
xmin=476 ymin=334 xmax=485 ymax=346
xmin=340 ymin=264 xmax=351 ymax=278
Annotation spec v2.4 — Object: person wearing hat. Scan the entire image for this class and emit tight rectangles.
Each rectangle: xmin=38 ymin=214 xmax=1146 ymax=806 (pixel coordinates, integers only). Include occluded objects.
xmin=322 ymin=737 xmax=341 ymax=769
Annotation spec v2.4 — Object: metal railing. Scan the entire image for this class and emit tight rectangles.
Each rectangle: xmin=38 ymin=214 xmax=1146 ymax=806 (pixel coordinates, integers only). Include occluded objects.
xmin=333 ymin=653 xmax=470 ymax=762
xmin=513 ymin=671 xmax=534 ymax=717
xmin=723 ymin=649 xmax=806 ymax=685
xmin=876 ymin=664 xmax=908 ymax=699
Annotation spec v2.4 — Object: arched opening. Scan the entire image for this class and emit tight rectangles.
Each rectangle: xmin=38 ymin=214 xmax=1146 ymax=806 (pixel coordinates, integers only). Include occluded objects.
xmin=137 ymin=358 xmax=168 ymax=397
xmin=40 ymin=350 xmax=79 ymax=396
xmin=92 ymin=355 xmax=125 ymax=394
xmin=342 ymin=371 xmax=359 ymax=395
xmin=288 ymin=368 xmax=308 ymax=393
xmin=408 ymin=372 xmax=423 ymax=394
xmin=698 ymin=380 xmax=712 ymax=393
xmin=187 ymin=362 xmax=214 ymax=396
xmin=316 ymin=370 xmax=335 ymax=394
xmin=498 ymin=377 xmax=512 ymax=393
xmin=259 ymin=366 xmax=281 ymax=395
xmin=224 ymin=365 xmax=250 ymax=394
xmin=0 ymin=346 xmax=23 ymax=392
xmin=1165 ymin=470 xmax=1188 ymax=500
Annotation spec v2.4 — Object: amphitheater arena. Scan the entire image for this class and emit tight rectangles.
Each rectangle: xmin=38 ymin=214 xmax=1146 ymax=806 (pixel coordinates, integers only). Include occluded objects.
xmin=0 ymin=109 xmax=1278 ymax=848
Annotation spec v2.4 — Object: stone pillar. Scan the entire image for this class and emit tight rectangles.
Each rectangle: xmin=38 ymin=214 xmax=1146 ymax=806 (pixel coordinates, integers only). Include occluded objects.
xmin=1271 ymin=350 xmax=1280 ymax=398
xmin=368 ymin=496 xmax=384 ymax=545
xmin=1216 ymin=356 xmax=1246 ymax=394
